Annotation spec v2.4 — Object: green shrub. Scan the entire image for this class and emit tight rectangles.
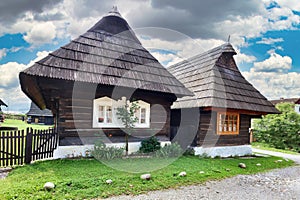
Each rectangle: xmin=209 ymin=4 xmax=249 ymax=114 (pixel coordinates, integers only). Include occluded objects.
xmin=92 ymin=140 xmax=124 ymax=160
xmin=183 ymin=147 xmax=195 ymax=156
xmin=155 ymin=142 xmax=183 ymax=158
xmin=253 ymin=102 xmax=300 ymax=152
xmin=139 ymin=136 xmax=161 ymax=153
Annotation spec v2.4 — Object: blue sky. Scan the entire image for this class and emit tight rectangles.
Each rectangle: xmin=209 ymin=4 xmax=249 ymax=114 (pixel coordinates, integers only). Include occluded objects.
xmin=0 ymin=0 xmax=300 ymax=113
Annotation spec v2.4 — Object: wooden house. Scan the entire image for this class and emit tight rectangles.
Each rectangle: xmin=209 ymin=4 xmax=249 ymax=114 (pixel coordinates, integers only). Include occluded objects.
xmin=271 ymin=98 xmax=300 ymax=114
xmin=26 ymin=102 xmax=54 ymax=125
xmin=19 ymin=7 xmax=192 ymax=155
xmin=168 ymin=43 xmax=279 ymax=157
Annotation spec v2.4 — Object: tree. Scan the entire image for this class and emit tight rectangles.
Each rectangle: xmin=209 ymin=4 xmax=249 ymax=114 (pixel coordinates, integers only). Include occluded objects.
xmin=116 ymin=99 xmax=140 ymax=155
xmin=253 ymin=102 xmax=300 ymax=152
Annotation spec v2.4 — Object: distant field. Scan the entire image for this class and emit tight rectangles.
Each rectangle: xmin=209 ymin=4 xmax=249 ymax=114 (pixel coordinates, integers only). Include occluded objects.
xmin=1 ymin=119 xmax=53 ymax=130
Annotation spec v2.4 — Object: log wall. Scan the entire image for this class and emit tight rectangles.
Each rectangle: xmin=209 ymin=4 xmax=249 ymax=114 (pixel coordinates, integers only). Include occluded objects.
xmin=171 ymin=109 xmax=252 ymax=147
xmin=41 ymin=80 xmax=174 ymax=145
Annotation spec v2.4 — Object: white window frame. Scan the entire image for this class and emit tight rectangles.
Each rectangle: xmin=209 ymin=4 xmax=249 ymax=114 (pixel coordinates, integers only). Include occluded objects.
xmin=92 ymin=97 xmax=150 ymax=128
xmin=134 ymin=100 xmax=150 ymax=128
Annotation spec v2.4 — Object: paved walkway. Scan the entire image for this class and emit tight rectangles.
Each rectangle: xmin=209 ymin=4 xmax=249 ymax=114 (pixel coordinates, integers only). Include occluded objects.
xmin=252 ymin=148 xmax=300 ymax=164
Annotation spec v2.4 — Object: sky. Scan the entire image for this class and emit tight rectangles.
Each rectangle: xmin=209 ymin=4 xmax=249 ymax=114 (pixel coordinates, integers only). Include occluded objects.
xmin=0 ymin=0 xmax=299 ymax=113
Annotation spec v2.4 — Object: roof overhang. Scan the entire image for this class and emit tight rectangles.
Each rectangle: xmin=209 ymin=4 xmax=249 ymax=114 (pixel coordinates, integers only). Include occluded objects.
xmin=19 ymin=73 xmax=46 ymax=110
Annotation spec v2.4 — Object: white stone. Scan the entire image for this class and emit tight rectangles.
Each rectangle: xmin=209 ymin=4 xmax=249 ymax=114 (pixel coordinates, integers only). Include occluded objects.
xmin=199 ymin=171 xmax=205 ymax=174
xmin=140 ymin=173 xmax=151 ymax=180
xmin=238 ymin=163 xmax=246 ymax=169
xmin=106 ymin=179 xmax=113 ymax=184
xmin=179 ymin=171 xmax=187 ymax=177
xmin=44 ymin=182 xmax=55 ymax=190
xmin=193 ymin=145 xmax=252 ymax=158
xmin=256 ymin=163 xmax=262 ymax=166
xmin=276 ymin=160 xmax=283 ymax=163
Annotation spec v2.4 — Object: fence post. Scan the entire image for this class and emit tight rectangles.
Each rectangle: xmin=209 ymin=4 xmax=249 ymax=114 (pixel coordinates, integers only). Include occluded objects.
xmin=25 ymin=128 xmax=33 ymax=164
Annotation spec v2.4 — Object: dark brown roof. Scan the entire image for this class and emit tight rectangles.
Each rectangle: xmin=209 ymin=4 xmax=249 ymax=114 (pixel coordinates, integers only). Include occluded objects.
xmin=0 ymin=99 xmax=7 ymax=107
xmin=26 ymin=102 xmax=53 ymax=117
xmin=270 ymin=98 xmax=300 ymax=105
xmin=19 ymin=7 xmax=193 ymax=108
xmin=168 ymin=43 xmax=279 ymax=114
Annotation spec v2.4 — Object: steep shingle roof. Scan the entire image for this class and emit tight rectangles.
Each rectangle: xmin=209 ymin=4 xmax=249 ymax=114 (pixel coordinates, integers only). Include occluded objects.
xmin=168 ymin=43 xmax=279 ymax=114
xmin=27 ymin=102 xmax=53 ymax=117
xmin=20 ymin=7 xmax=192 ymax=105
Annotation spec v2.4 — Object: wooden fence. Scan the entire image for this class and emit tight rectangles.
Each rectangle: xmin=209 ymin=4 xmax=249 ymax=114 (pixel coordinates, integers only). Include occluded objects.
xmin=0 ymin=128 xmax=58 ymax=167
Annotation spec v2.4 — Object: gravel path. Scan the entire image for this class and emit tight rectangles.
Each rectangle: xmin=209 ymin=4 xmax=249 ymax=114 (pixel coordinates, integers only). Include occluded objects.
xmin=107 ymin=166 xmax=300 ymax=200
xmin=252 ymin=148 xmax=300 ymax=164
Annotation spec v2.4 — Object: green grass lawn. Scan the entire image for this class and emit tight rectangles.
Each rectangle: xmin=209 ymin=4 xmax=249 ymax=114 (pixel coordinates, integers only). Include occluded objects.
xmin=252 ymin=142 xmax=300 ymax=155
xmin=0 ymin=156 xmax=294 ymax=199
xmin=1 ymin=119 xmax=53 ymax=131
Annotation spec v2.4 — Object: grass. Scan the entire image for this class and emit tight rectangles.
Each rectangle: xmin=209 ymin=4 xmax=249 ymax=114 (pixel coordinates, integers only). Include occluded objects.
xmin=1 ymin=119 xmax=53 ymax=131
xmin=0 ymin=156 xmax=294 ymax=199
xmin=252 ymin=142 xmax=300 ymax=155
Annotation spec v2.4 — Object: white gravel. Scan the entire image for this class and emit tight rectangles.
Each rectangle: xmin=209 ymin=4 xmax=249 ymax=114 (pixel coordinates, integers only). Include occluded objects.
xmin=107 ymin=166 xmax=300 ymax=200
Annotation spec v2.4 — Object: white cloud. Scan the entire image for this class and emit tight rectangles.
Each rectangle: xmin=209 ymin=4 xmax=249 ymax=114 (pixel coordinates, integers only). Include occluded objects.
xmin=242 ymin=71 xmax=300 ymax=100
xmin=0 ymin=51 xmax=50 ymax=113
xmin=0 ymin=62 xmax=26 ymax=88
xmin=252 ymin=51 xmax=292 ymax=73
xmin=275 ymin=0 xmax=300 ymax=11
xmin=234 ymin=52 xmax=257 ymax=65
xmin=0 ymin=49 xmax=7 ymax=60
xmin=256 ymin=37 xmax=284 ymax=45
xmin=23 ymin=22 xmax=56 ymax=45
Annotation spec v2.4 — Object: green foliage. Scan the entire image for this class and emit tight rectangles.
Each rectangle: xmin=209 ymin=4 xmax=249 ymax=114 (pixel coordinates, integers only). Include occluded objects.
xmin=139 ymin=136 xmax=161 ymax=153
xmin=0 ymin=156 xmax=294 ymax=199
xmin=253 ymin=102 xmax=300 ymax=152
xmin=116 ymin=100 xmax=139 ymax=131
xmin=155 ymin=142 xmax=183 ymax=157
xmin=116 ymin=99 xmax=140 ymax=155
xmin=92 ymin=140 xmax=124 ymax=160
xmin=183 ymin=147 xmax=195 ymax=156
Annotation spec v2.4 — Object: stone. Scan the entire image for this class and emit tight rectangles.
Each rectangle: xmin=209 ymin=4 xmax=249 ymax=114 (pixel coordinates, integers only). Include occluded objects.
xmin=106 ymin=179 xmax=113 ymax=184
xmin=275 ymin=160 xmax=283 ymax=163
xmin=44 ymin=182 xmax=55 ymax=190
xmin=238 ymin=163 xmax=246 ymax=169
xmin=256 ymin=163 xmax=262 ymax=166
xmin=199 ymin=171 xmax=205 ymax=174
xmin=140 ymin=173 xmax=151 ymax=180
xmin=179 ymin=171 xmax=187 ymax=177
xmin=226 ymin=168 xmax=231 ymax=171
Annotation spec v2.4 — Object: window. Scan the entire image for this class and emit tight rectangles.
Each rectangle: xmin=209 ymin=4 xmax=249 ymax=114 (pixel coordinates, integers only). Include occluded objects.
xmin=217 ymin=112 xmax=239 ymax=135
xmin=134 ymin=100 xmax=150 ymax=128
xmin=93 ymin=97 xmax=150 ymax=128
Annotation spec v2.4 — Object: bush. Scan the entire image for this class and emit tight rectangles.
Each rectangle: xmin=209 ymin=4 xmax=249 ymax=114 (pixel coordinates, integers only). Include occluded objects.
xmin=139 ymin=136 xmax=161 ymax=153
xmin=155 ymin=142 xmax=183 ymax=158
xmin=183 ymin=147 xmax=195 ymax=156
xmin=92 ymin=140 xmax=124 ymax=160
xmin=253 ymin=102 xmax=300 ymax=152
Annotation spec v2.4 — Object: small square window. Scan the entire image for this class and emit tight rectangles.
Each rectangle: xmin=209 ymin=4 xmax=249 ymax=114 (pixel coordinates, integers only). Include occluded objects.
xmin=217 ymin=112 xmax=239 ymax=135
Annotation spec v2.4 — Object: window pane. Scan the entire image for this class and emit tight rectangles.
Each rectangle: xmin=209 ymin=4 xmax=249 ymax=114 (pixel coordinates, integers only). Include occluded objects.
xmin=218 ymin=112 xmax=239 ymax=135
xmin=135 ymin=108 xmax=140 ymax=123
xmin=140 ymin=108 xmax=146 ymax=124
xmin=98 ymin=106 xmax=104 ymax=123
xmin=106 ymin=106 xmax=112 ymax=123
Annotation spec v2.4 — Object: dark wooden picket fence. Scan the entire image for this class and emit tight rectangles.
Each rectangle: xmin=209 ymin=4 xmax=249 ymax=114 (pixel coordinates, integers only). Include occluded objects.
xmin=0 ymin=128 xmax=58 ymax=167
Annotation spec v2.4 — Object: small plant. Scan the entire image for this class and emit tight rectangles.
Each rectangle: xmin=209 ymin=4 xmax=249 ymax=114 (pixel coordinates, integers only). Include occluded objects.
xmin=116 ymin=99 xmax=139 ymax=155
xmin=183 ymin=147 xmax=195 ymax=156
xmin=155 ymin=142 xmax=183 ymax=158
xmin=92 ymin=140 xmax=124 ymax=160
xmin=139 ymin=136 xmax=161 ymax=153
